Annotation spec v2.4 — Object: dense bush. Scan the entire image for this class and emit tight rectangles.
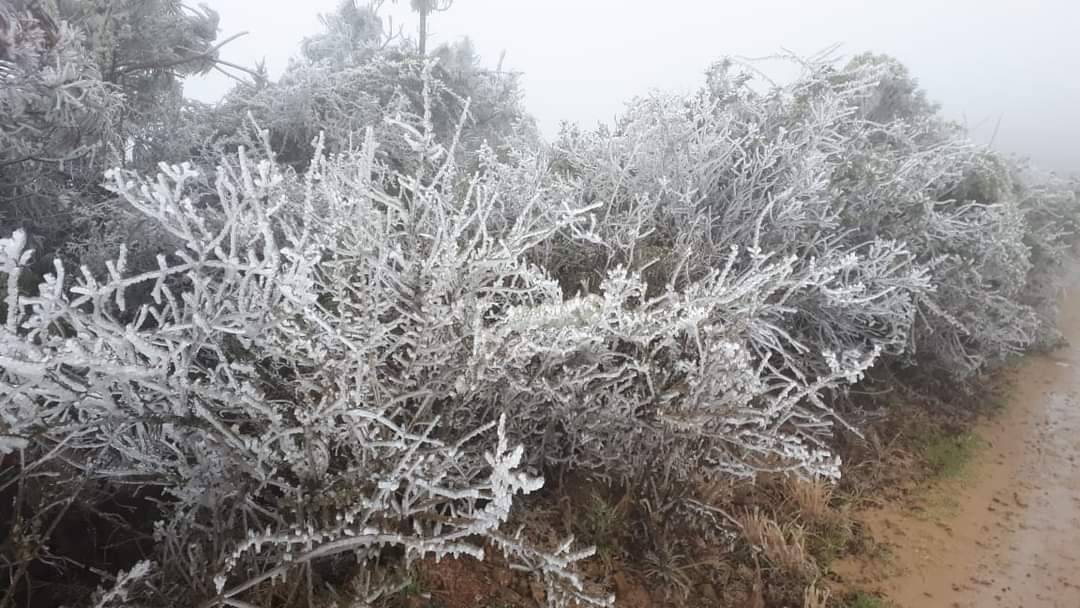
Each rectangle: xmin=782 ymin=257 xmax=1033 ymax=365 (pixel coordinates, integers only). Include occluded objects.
xmin=1 ymin=0 xmax=231 ymax=284
xmin=0 ymin=117 xmax=609 ymax=607
xmin=545 ymin=54 xmax=1077 ymax=378
xmin=1 ymin=4 xmax=1078 ymax=608
xmin=199 ymin=4 xmax=534 ymax=173
xmin=0 ymin=1 xmax=124 ymax=260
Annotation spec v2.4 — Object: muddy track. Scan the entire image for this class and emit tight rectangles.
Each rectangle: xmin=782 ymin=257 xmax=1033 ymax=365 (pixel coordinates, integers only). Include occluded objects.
xmin=837 ymin=281 xmax=1080 ymax=607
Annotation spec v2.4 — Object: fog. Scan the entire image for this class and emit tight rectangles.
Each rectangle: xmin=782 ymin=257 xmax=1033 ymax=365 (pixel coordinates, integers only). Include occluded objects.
xmin=9 ymin=2 xmax=1080 ymax=603
xmin=185 ymin=0 xmax=1080 ymax=175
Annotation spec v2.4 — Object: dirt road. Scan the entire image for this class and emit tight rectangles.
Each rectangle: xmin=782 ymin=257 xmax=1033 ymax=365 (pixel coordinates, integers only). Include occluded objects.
xmin=837 ymin=282 xmax=1080 ymax=607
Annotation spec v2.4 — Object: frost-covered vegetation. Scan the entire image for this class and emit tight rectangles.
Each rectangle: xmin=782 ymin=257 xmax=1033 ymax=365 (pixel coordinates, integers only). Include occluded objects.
xmin=1 ymin=2 xmax=1078 ymax=607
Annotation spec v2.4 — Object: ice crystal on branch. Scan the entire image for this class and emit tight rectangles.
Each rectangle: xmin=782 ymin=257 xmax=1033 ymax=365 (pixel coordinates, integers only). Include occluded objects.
xmin=0 ymin=96 xmax=607 ymax=607
xmin=1 ymin=46 xmax=1077 ymax=608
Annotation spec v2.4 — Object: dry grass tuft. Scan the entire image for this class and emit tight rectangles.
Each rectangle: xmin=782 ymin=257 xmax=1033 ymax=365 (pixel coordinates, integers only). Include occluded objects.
xmin=783 ymin=476 xmax=860 ymax=568
xmin=802 ymin=581 xmax=831 ymax=608
xmin=737 ymin=508 xmax=818 ymax=579
xmin=785 ymin=477 xmax=835 ymax=523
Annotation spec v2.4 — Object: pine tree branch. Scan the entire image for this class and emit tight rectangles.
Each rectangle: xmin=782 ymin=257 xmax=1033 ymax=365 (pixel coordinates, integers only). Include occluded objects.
xmin=114 ymin=31 xmax=249 ymax=75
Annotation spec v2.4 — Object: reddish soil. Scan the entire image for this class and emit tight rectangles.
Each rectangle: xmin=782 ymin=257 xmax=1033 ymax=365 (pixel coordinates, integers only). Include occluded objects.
xmin=834 ymin=280 xmax=1080 ymax=607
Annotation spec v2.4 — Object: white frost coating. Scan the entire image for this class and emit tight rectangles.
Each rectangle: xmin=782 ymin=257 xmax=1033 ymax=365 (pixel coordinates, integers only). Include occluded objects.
xmin=0 ymin=435 xmax=29 ymax=455
xmin=2 ymin=50 xmax=1076 ymax=608
xmin=0 ymin=79 xmax=604 ymax=607
xmin=2 ymin=229 xmax=29 ymax=332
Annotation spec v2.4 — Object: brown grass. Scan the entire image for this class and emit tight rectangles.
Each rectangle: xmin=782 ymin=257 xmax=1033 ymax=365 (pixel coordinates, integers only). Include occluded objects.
xmin=737 ymin=508 xmax=818 ymax=579
xmin=785 ymin=477 xmax=835 ymax=523
xmin=802 ymin=581 xmax=831 ymax=608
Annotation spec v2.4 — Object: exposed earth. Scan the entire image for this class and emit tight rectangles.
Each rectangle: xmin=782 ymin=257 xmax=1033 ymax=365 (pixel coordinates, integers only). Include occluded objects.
xmin=835 ymin=280 xmax=1080 ymax=607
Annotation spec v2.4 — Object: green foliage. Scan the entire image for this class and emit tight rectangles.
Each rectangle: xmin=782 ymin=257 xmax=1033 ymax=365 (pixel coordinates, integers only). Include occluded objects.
xmin=805 ymin=517 xmax=855 ymax=568
xmin=921 ymin=431 xmax=984 ymax=479
xmin=399 ymin=574 xmax=428 ymax=598
xmin=577 ymin=494 xmax=625 ymax=564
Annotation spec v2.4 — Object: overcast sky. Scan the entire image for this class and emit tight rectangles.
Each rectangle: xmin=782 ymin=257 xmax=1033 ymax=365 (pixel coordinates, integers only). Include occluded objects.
xmin=185 ymin=0 xmax=1080 ymax=175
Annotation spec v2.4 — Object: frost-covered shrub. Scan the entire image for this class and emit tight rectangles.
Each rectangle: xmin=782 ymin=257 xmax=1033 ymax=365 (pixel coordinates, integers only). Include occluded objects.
xmin=545 ymin=53 xmax=1078 ymax=381
xmin=1 ymin=0 xmax=229 ymax=286
xmin=205 ymin=3 xmax=534 ymax=173
xmin=437 ymin=52 xmax=1077 ymax=493
xmin=539 ymin=58 xmax=931 ymax=387
xmin=0 ymin=110 xmax=609 ymax=607
xmin=454 ymin=255 xmax=879 ymax=482
xmin=834 ymin=97 xmax=1073 ymax=375
xmin=428 ymin=63 xmax=915 ymax=482
xmin=0 ymin=2 xmax=125 ymax=256
xmin=1017 ymin=170 xmax=1080 ymax=342
xmin=2 ymin=43 xmax=1077 ymax=607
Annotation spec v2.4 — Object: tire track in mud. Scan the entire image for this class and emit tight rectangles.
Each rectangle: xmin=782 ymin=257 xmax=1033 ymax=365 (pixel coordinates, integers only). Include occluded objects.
xmin=835 ymin=281 xmax=1080 ymax=607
